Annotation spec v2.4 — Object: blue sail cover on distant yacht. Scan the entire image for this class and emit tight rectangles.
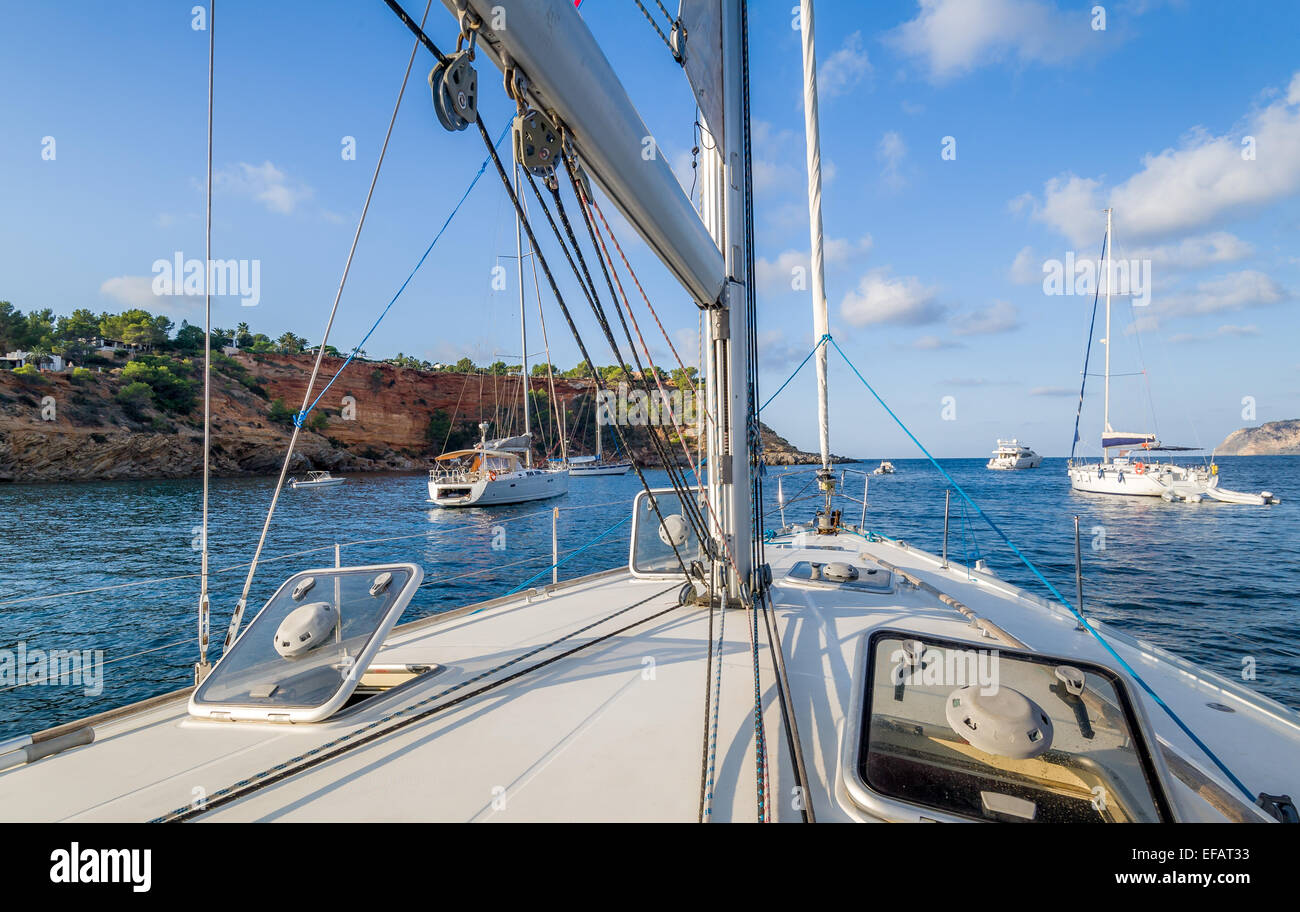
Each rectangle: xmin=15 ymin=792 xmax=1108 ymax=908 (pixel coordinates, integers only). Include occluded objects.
xmin=1102 ymin=432 xmax=1157 ymax=449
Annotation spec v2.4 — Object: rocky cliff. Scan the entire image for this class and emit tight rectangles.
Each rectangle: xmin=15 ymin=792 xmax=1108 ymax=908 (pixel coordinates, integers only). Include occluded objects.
xmin=1215 ymin=419 xmax=1300 ymax=455
xmin=0 ymin=353 xmax=829 ymax=482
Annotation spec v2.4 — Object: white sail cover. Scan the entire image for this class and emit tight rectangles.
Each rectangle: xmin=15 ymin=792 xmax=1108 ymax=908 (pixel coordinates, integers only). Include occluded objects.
xmin=484 ymin=434 xmax=531 ymax=452
xmin=677 ymin=0 xmax=723 ymax=142
xmin=1102 ymin=432 xmax=1157 ymax=449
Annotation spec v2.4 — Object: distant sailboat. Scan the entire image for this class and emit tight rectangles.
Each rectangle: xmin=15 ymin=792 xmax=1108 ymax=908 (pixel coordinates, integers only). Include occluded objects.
xmin=1067 ymin=210 xmax=1277 ymax=504
xmin=567 ymin=392 xmax=632 ymax=476
xmin=428 ymin=158 xmax=569 ymax=508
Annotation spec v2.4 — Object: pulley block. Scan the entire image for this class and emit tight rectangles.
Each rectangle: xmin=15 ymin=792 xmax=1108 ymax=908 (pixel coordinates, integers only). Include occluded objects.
xmin=428 ymin=51 xmax=477 ymax=132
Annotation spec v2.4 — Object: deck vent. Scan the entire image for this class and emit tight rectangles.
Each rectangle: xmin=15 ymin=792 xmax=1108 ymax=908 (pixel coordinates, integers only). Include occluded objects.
xmin=783 ymin=561 xmax=894 ymax=593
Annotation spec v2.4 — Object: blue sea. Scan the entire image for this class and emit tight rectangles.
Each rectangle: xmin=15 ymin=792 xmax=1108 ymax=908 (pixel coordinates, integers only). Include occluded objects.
xmin=1 ymin=456 xmax=1296 ymax=739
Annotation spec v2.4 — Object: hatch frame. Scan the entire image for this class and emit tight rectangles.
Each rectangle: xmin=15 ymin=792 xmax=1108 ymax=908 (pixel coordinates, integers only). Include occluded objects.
xmin=189 ymin=562 xmax=423 ymax=724
xmin=839 ymin=628 xmax=1177 ymax=823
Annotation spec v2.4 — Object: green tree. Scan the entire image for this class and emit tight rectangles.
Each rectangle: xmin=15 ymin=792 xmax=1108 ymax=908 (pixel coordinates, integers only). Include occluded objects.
xmin=116 ymin=381 xmax=154 ymax=421
xmin=454 ymin=357 xmax=476 ymax=373
xmin=56 ymin=308 xmax=100 ymax=343
xmin=275 ymin=332 xmax=307 ymax=354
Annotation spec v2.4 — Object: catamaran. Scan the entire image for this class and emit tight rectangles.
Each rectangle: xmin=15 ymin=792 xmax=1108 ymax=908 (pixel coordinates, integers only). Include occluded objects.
xmin=3 ymin=0 xmax=1297 ymax=825
xmin=987 ymin=440 xmax=1041 ymax=471
xmin=1067 ymin=210 xmax=1277 ymax=504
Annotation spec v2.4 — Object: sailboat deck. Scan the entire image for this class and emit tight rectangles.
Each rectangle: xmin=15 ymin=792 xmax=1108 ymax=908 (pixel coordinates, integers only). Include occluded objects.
xmin=4 ymin=530 xmax=1296 ymax=822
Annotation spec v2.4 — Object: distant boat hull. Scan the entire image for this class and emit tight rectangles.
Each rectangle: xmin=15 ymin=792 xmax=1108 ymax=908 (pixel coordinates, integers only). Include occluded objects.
xmin=987 ymin=454 xmax=1042 ymax=470
xmin=570 ymin=461 xmax=632 ymax=476
xmin=1068 ymin=460 xmax=1210 ymax=498
xmin=429 ymin=468 xmax=569 ymax=507
xmin=290 ymin=476 xmax=345 ymax=489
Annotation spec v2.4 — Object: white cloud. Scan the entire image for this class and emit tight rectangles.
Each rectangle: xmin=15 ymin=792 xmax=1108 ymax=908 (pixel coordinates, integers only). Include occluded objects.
xmin=1168 ymin=323 xmax=1261 ymax=344
xmin=215 ymin=161 xmax=313 ymax=215
xmin=1127 ymin=232 xmax=1254 ymax=269
xmin=1029 ymin=386 xmax=1075 ymax=397
xmin=912 ymin=335 xmax=961 ymax=350
xmin=951 ymin=300 xmax=1020 ymax=336
xmin=755 ymin=236 xmax=872 ymax=293
xmin=878 ymin=131 xmax=907 ymax=189
xmin=100 ymin=275 xmax=198 ymax=318
xmin=1009 ymin=246 xmax=1039 ymax=284
xmin=1016 ymin=71 xmax=1300 ymax=243
xmin=1022 ymin=174 xmax=1104 ymax=247
xmin=841 ymin=270 xmax=945 ymax=327
xmin=819 ymin=31 xmax=872 ymax=97
xmin=890 ymin=0 xmax=1092 ymax=82
xmin=1157 ymin=270 xmax=1288 ymax=316
xmin=758 ymin=329 xmax=813 ymax=369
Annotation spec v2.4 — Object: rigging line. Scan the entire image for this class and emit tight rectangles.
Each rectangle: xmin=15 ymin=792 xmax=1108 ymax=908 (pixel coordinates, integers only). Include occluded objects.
xmin=741 ymin=0 xmax=769 ymax=817
xmin=504 ymin=513 xmax=632 ymax=595
xmin=0 ymin=640 xmax=194 ymax=695
xmin=221 ymin=0 xmax=436 ymax=657
xmin=579 ymin=182 xmax=707 ymax=491
xmin=197 ymin=0 xmax=216 ymax=671
xmin=518 ymin=196 xmax=565 ymax=455
xmin=588 ymin=197 xmax=718 ymax=433
xmin=381 ymin=0 xmax=449 ymax=63
xmin=524 ymin=166 xmax=709 ymax=547
xmin=473 ymin=116 xmax=692 ymax=580
xmin=633 ymin=0 xmax=674 ymax=53
xmin=0 ymin=502 xmax=612 ymax=610
xmin=158 ymin=584 xmax=681 ymax=822
xmin=547 ymin=166 xmax=710 ymax=543
xmin=827 ymin=335 xmax=1259 ymax=804
xmin=442 ymin=371 xmax=472 ymax=452
xmin=697 ymin=575 xmax=716 ymax=823
xmin=1070 ymin=229 xmax=1108 ymax=462
xmin=759 ymin=334 xmax=829 ymax=413
xmin=702 ymin=585 xmax=728 ymax=821
xmin=298 ymin=122 xmax=512 ymax=426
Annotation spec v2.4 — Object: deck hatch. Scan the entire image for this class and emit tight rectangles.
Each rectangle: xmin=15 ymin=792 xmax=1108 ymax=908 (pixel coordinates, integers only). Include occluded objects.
xmin=854 ymin=630 xmax=1173 ymax=822
xmin=190 ymin=563 xmax=423 ymax=723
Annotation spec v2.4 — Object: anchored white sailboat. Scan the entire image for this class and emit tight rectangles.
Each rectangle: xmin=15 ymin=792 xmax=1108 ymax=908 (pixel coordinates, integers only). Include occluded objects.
xmin=4 ymin=0 xmax=1297 ymax=826
xmin=428 ymin=159 xmax=569 ymax=508
xmin=1067 ymin=210 xmax=1277 ymax=504
xmin=567 ymin=394 xmax=632 ymax=476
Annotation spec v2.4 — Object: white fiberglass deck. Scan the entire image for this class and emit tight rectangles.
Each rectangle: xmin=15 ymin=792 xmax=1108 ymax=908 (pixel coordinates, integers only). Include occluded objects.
xmin=3 ymin=528 xmax=1296 ymax=822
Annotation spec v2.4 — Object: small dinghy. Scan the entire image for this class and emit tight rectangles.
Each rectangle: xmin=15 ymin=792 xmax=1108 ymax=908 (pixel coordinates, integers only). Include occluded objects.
xmin=289 ymin=470 xmax=346 ymax=489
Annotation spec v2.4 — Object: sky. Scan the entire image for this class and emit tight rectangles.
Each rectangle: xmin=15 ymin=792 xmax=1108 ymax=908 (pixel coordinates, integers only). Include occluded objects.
xmin=1 ymin=0 xmax=1297 ymax=458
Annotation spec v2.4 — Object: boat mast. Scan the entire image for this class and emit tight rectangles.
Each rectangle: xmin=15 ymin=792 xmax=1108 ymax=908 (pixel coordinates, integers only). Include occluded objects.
xmin=514 ymin=158 xmax=531 ymax=467
xmin=800 ymin=0 xmax=831 ymax=477
xmin=595 ymin=395 xmax=602 ymax=461
xmin=1103 ymin=207 xmax=1112 ymax=465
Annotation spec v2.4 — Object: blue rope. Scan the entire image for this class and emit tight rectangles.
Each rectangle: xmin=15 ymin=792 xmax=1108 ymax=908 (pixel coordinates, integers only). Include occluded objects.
xmin=294 ymin=123 xmax=512 ymax=428
xmin=827 ymin=335 xmax=1257 ymax=804
xmin=503 ymin=512 xmax=632 ymax=596
xmin=758 ymin=333 xmax=829 ymax=414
